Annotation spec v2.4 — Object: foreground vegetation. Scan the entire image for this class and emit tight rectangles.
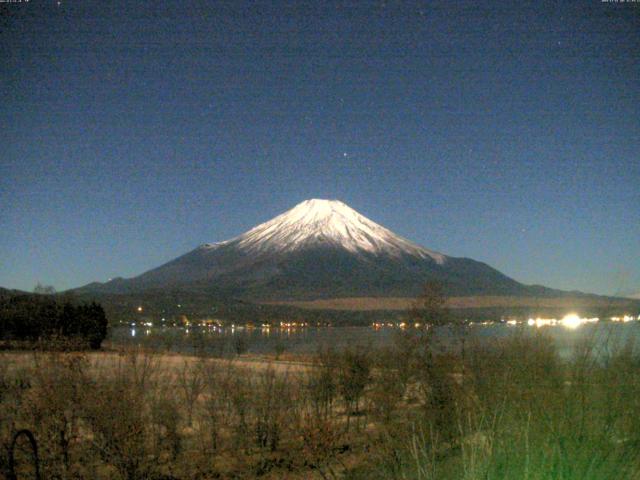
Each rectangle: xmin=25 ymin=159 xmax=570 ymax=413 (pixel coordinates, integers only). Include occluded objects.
xmin=2 ymin=324 xmax=640 ymax=479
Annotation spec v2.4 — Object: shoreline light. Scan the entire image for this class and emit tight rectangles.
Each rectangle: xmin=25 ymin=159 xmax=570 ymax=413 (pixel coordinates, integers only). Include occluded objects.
xmin=561 ymin=313 xmax=582 ymax=329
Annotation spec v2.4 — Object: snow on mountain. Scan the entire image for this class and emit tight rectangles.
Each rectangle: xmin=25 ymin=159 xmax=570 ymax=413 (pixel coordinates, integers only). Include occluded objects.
xmin=203 ymin=199 xmax=446 ymax=263
xmin=76 ymin=198 xmax=550 ymax=299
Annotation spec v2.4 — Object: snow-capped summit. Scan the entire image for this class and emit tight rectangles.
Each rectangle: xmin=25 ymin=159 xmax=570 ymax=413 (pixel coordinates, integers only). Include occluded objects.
xmin=211 ymin=199 xmax=445 ymax=263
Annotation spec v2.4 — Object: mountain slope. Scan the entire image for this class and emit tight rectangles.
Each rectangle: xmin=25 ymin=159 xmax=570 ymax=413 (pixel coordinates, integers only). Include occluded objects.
xmin=77 ymin=199 xmax=548 ymax=299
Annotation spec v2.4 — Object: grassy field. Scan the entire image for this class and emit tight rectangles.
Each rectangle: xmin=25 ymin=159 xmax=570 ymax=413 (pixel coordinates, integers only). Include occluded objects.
xmin=262 ymin=295 xmax=638 ymax=311
xmin=3 ymin=326 xmax=640 ymax=479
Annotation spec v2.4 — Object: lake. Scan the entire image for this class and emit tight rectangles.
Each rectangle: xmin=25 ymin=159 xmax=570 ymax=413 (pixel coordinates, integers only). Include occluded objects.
xmin=107 ymin=315 xmax=640 ymax=360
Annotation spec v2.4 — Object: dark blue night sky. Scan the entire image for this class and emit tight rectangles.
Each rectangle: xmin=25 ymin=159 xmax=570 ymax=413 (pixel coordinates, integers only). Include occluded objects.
xmin=1 ymin=0 xmax=638 ymax=295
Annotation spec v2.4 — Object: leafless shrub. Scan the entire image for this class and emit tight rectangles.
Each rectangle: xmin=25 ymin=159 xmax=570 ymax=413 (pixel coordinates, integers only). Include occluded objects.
xmin=6 ymin=352 xmax=91 ymax=478
xmin=81 ymin=351 xmax=162 ymax=479
xmin=337 ymin=347 xmax=371 ymax=430
xmin=226 ymin=370 xmax=252 ymax=452
xmin=300 ymin=413 xmax=344 ymax=480
xmin=306 ymin=348 xmax=338 ymax=422
xmin=253 ymin=367 xmax=295 ymax=452
xmin=150 ymin=396 xmax=181 ymax=462
xmin=233 ymin=335 xmax=249 ymax=356
xmin=368 ymin=347 xmax=408 ymax=424
xmin=176 ymin=359 xmax=205 ymax=427
xmin=83 ymin=373 xmax=152 ymax=479
xmin=200 ymin=362 xmax=233 ymax=452
xmin=274 ymin=340 xmax=288 ymax=360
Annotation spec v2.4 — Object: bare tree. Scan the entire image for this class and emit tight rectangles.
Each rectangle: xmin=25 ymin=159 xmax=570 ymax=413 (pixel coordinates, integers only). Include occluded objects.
xmin=409 ymin=281 xmax=449 ymax=328
xmin=33 ymin=283 xmax=56 ymax=295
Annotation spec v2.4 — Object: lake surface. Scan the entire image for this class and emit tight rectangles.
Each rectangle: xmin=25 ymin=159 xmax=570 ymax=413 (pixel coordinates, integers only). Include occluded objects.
xmin=107 ymin=317 xmax=640 ymax=360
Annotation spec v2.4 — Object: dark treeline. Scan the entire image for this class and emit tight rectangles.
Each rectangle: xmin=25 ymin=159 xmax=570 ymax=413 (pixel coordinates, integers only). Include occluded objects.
xmin=0 ymin=294 xmax=108 ymax=349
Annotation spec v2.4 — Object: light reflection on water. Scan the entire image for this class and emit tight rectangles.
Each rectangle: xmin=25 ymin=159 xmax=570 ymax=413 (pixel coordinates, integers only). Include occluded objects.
xmin=108 ymin=320 xmax=640 ymax=359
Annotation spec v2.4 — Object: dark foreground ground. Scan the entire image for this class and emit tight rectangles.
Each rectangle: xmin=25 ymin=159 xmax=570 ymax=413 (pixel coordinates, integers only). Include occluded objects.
xmin=3 ymin=327 xmax=640 ymax=479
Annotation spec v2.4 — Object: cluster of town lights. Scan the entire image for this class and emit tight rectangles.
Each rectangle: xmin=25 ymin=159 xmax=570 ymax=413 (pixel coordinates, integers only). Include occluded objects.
xmin=372 ymin=322 xmax=422 ymax=329
xmin=371 ymin=314 xmax=639 ymax=330
xmin=524 ymin=314 xmax=637 ymax=329
xmin=130 ymin=304 xmax=639 ymax=334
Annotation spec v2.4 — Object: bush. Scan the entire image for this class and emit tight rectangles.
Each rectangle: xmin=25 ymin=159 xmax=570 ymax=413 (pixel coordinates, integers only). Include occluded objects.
xmin=3 ymin=328 xmax=640 ymax=479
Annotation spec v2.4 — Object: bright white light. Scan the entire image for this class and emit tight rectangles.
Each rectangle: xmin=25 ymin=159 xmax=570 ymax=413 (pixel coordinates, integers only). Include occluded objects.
xmin=533 ymin=317 xmax=556 ymax=328
xmin=561 ymin=313 xmax=582 ymax=329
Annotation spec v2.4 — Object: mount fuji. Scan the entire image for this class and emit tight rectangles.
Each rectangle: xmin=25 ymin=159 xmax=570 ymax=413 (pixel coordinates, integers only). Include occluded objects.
xmin=80 ymin=199 xmax=545 ymax=300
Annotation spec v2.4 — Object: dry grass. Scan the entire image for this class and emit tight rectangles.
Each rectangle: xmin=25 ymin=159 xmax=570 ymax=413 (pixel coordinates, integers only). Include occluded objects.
xmin=3 ymin=350 xmax=313 ymax=377
xmin=262 ymin=295 xmax=636 ymax=311
xmin=3 ymin=327 xmax=640 ymax=479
